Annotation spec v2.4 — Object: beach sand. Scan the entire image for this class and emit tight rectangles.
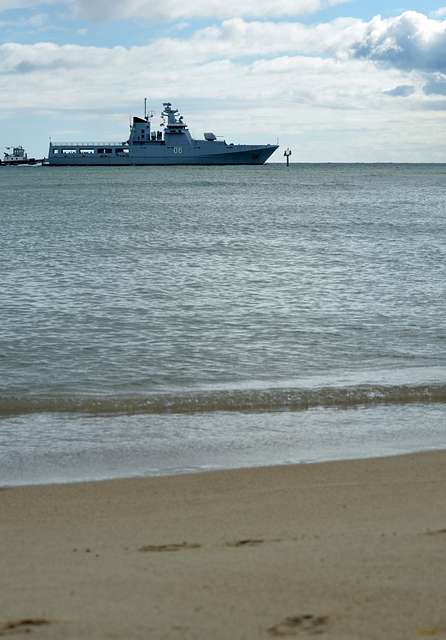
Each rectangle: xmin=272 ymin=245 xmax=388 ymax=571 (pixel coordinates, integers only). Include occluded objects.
xmin=1 ymin=451 xmax=445 ymax=639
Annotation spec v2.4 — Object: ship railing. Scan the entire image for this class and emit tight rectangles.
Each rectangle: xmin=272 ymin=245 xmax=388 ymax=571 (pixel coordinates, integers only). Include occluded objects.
xmin=50 ymin=141 xmax=126 ymax=147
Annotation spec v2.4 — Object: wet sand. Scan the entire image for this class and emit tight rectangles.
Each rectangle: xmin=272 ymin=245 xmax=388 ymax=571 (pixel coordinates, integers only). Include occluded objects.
xmin=1 ymin=451 xmax=446 ymax=639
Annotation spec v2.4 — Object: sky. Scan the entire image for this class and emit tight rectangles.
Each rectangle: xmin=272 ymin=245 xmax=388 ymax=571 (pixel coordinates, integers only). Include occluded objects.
xmin=0 ymin=0 xmax=445 ymax=161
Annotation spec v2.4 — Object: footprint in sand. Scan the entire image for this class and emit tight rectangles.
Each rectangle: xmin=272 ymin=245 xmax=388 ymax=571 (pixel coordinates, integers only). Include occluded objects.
xmin=225 ymin=539 xmax=265 ymax=548
xmin=138 ymin=542 xmax=201 ymax=552
xmin=425 ymin=529 xmax=446 ymax=536
xmin=0 ymin=619 xmax=50 ymax=636
xmin=268 ymin=614 xmax=329 ymax=636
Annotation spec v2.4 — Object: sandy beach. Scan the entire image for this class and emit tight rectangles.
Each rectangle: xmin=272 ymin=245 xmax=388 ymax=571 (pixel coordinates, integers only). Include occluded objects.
xmin=1 ymin=451 xmax=445 ymax=639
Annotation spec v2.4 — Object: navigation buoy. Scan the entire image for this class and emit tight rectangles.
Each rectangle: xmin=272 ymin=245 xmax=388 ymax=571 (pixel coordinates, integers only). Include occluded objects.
xmin=284 ymin=148 xmax=292 ymax=166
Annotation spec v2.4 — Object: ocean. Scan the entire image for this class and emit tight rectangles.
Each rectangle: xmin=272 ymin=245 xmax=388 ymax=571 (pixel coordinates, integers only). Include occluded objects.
xmin=1 ymin=163 xmax=445 ymax=485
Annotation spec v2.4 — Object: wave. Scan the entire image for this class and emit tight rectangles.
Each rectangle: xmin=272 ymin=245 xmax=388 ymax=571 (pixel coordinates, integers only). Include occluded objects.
xmin=0 ymin=383 xmax=445 ymax=417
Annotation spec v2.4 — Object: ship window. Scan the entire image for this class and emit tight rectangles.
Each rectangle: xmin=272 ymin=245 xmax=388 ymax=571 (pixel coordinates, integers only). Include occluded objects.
xmin=61 ymin=149 xmax=76 ymax=154
xmin=97 ymin=149 xmax=105 ymax=154
xmin=79 ymin=149 xmax=94 ymax=154
xmin=53 ymin=149 xmax=59 ymax=154
xmin=105 ymin=148 xmax=112 ymax=153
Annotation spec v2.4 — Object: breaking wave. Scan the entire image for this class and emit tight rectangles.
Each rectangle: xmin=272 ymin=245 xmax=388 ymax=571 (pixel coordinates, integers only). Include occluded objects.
xmin=0 ymin=383 xmax=445 ymax=417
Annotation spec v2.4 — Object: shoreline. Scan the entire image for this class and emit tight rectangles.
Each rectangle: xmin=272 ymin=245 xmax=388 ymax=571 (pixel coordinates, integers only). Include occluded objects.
xmin=1 ymin=445 xmax=446 ymax=490
xmin=2 ymin=450 xmax=446 ymax=639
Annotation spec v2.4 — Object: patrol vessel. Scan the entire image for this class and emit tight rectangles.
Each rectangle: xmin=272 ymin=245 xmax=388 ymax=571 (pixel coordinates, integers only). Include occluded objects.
xmin=48 ymin=101 xmax=278 ymax=166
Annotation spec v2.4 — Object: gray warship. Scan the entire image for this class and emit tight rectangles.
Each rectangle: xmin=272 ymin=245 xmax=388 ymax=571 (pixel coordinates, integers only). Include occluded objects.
xmin=48 ymin=101 xmax=278 ymax=166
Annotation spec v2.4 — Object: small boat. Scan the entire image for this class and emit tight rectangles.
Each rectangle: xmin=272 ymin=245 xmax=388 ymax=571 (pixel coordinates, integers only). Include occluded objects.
xmin=1 ymin=146 xmax=40 ymax=166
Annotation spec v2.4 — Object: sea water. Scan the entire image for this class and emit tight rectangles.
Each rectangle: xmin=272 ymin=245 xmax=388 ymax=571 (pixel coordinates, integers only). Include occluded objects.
xmin=0 ymin=164 xmax=445 ymax=485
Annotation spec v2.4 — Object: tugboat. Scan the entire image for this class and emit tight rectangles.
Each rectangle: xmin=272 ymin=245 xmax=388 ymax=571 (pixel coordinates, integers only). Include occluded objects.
xmin=48 ymin=100 xmax=279 ymax=166
xmin=1 ymin=146 xmax=39 ymax=166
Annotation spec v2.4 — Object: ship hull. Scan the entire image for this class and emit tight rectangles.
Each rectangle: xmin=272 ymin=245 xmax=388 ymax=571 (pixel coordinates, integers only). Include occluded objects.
xmin=47 ymin=145 xmax=278 ymax=166
xmin=1 ymin=158 xmax=39 ymax=166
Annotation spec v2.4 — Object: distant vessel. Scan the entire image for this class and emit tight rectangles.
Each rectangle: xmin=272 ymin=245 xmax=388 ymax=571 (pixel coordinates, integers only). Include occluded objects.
xmin=1 ymin=146 xmax=40 ymax=166
xmin=48 ymin=101 xmax=278 ymax=166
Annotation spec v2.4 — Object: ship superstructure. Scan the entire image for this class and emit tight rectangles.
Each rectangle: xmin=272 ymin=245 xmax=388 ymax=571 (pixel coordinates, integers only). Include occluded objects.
xmin=48 ymin=102 xmax=278 ymax=166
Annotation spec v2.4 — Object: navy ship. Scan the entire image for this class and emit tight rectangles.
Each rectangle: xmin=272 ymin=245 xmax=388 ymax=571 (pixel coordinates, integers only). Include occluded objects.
xmin=48 ymin=101 xmax=278 ymax=166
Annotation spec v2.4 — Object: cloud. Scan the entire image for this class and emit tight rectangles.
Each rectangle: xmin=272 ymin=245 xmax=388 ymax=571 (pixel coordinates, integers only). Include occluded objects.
xmin=0 ymin=0 xmax=52 ymax=10
xmin=432 ymin=7 xmax=446 ymax=18
xmin=0 ymin=42 xmax=107 ymax=76
xmin=69 ymin=0 xmax=349 ymax=22
xmin=419 ymin=98 xmax=446 ymax=110
xmin=6 ymin=58 xmax=77 ymax=73
xmin=423 ymin=75 xmax=446 ymax=95
xmin=1 ymin=13 xmax=444 ymax=88
xmin=0 ymin=19 xmax=422 ymax=128
xmin=353 ymin=11 xmax=446 ymax=74
xmin=0 ymin=35 xmax=401 ymax=116
xmin=383 ymin=84 xmax=415 ymax=97
xmin=0 ymin=13 xmax=443 ymax=125
xmin=152 ymin=16 xmax=366 ymax=62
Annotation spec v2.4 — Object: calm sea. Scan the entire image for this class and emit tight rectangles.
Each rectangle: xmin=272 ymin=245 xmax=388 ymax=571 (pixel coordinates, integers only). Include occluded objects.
xmin=1 ymin=164 xmax=445 ymax=485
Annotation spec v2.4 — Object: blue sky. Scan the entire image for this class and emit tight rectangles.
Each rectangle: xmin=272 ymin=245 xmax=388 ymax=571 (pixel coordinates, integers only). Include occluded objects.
xmin=0 ymin=0 xmax=445 ymax=160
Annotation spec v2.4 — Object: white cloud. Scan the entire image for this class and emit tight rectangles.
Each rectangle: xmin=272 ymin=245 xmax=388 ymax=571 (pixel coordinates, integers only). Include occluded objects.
xmin=1 ymin=13 xmax=442 ymax=97
xmin=0 ymin=21 xmax=421 ymax=116
xmin=0 ymin=17 xmax=366 ymax=76
xmin=166 ymin=17 xmax=365 ymax=60
xmin=69 ymin=0 xmax=349 ymax=22
xmin=433 ymin=7 xmax=446 ymax=18
xmin=353 ymin=11 xmax=446 ymax=73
